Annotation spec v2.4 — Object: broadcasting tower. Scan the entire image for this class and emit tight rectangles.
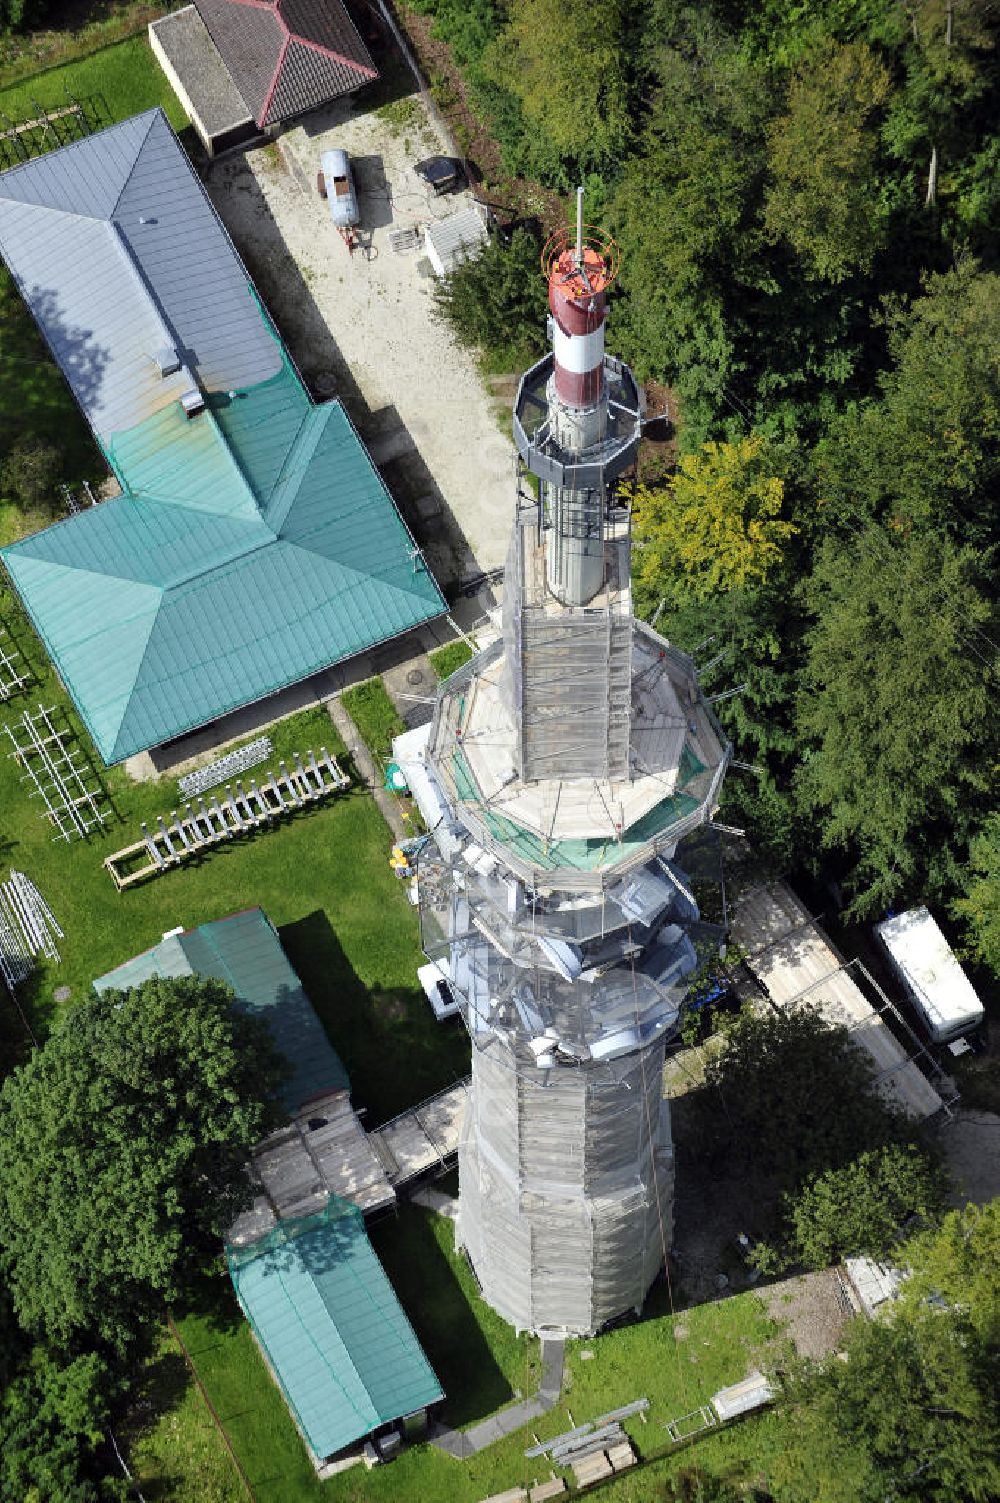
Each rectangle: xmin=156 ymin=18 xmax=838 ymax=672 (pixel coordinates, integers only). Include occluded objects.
xmin=406 ymin=194 xmax=730 ymax=1336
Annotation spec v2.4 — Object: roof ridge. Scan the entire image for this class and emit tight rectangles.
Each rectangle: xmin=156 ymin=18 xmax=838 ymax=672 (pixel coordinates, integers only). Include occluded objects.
xmin=0 ymin=107 xmax=161 ymax=211
xmin=279 ymin=535 xmax=437 ymax=606
xmin=277 ymin=1231 xmax=379 ymax=1433
xmin=289 ymin=31 xmax=378 ymax=77
xmin=262 ymin=405 xmax=330 ymax=530
xmin=108 ymin=591 xmax=170 ymax=761
xmin=326 ymin=1216 xmax=440 ymax=1408
xmin=107 ymin=107 xmax=161 ymax=223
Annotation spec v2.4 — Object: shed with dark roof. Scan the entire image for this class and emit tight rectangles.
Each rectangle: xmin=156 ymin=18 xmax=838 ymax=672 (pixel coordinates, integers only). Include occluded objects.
xmin=150 ymin=0 xmax=377 ymax=156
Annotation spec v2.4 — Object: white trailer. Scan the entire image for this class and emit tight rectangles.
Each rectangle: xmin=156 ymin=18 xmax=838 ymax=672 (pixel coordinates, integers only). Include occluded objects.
xmin=876 ymin=906 xmax=984 ymax=1044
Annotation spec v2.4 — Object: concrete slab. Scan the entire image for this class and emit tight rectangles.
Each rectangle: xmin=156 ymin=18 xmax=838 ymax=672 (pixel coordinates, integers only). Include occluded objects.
xmin=204 ymin=89 xmax=516 ymax=581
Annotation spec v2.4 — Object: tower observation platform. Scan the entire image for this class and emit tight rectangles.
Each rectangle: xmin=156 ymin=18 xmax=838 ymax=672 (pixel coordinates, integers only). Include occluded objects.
xmin=394 ymin=196 xmax=731 ymax=1336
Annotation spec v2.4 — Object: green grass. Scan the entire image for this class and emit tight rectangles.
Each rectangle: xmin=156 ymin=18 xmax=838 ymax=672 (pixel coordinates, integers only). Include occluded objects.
xmin=429 ymin=639 xmax=474 ymax=681
xmin=0 ymin=30 xmax=185 ymax=135
xmin=0 ymin=1 xmax=172 ymax=92
xmin=0 ymin=32 xmax=186 ymax=132
xmin=121 ymin=1328 xmax=243 ymax=1503
xmin=164 ymin=1206 xmax=791 ymax=1503
xmin=341 ymin=677 xmax=407 ymax=766
xmin=0 ymin=585 xmax=469 ymax=1119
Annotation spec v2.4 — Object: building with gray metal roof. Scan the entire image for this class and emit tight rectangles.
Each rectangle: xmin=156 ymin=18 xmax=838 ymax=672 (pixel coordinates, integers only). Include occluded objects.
xmin=0 ymin=110 xmax=444 ymax=763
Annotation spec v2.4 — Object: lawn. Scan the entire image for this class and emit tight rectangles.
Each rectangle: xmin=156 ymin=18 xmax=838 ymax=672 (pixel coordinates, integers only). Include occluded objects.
xmin=341 ymin=677 xmax=407 ymax=766
xmin=429 ymin=639 xmax=474 ymax=681
xmin=0 ymin=583 xmax=469 ymax=1118
xmin=158 ymin=1203 xmax=791 ymax=1503
xmin=0 ymin=31 xmax=186 ymax=134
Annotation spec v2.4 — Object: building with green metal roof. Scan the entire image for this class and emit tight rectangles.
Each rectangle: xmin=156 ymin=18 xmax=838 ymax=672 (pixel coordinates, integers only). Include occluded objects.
xmin=228 ymin=1200 xmax=443 ymax=1462
xmin=0 ymin=109 xmax=445 ymax=764
xmin=93 ymin=907 xmax=348 ymax=1115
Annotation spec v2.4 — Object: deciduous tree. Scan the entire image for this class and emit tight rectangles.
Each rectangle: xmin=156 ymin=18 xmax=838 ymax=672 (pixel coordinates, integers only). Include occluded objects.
xmin=633 ymin=435 xmax=796 ymax=601
xmin=769 ymin=1143 xmax=945 ymax=1271
xmin=764 ymin=41 xmax=891 ymax=282
xmin=0 ymin=975 xmax=286 ymax=1350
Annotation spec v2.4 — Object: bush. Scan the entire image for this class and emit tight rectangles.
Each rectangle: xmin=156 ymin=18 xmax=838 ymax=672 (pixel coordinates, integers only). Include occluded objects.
xmin=432 ymin=224 xmax=548 ymax=371
xmin=754 ymin=1142 xmax=946 ymax=1273
xmin=0 ymin=437 xmax=61 ymax=511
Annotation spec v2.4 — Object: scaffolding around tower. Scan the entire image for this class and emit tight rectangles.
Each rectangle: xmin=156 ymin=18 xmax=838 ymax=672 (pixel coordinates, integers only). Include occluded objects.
xmin=394 ymin=192 xmax=732 ymax=1336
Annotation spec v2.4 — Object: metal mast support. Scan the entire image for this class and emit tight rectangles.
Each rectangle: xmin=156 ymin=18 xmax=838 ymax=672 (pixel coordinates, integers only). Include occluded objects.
xmin=404 ymin=193 xmax=732 ymax=1336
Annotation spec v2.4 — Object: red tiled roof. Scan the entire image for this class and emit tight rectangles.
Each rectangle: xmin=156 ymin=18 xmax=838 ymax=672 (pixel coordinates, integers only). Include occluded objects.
xmin=194 ymin=0 xmax=378 ymax=127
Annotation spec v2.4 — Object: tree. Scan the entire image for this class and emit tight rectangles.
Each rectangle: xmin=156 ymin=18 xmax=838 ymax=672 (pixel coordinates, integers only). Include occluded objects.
xmin=772 ymin=1294 xmax=1000 ymax=1502
xmin=768 ymin=1183 xmax=1000 ymax=1501
xmin=633 ymin=435 xmax=796 ymax=601
xmin=692 ymin=1003 xmax=903 ymax=1193
xmin=432 ymin=225 xmax=547 ymax=370
xmin=767 ymin=1143 xmax=945 ymax=1272
xmin=812 ymin=264 xmax=1000 ymax=551
xmin=764 ymin=41 xmax=891 ymax=282
xmin=795 ymin=527 xmax=998 ymax=914
xmin=1 ymin=436 xmax=62 ymax=511
xmin=897 ymin=1199 xmax=1000 ymax=1345
xmin=611 ymin=23 xmax=773 ymax=442
xmin=0 ymin=1343 xmax=125 ymax=1503
xmin=953 ymin=814 xmax=1000 ymax=975
xmin=0 ymin=975 xmax=286 ymax=1349
xmin=486 ymin=0 xmax=635 ymax=180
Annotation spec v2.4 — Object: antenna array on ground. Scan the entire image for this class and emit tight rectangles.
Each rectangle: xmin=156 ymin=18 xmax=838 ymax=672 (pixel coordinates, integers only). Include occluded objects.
xmin=0 ymin=619 xmax=26 ymax=701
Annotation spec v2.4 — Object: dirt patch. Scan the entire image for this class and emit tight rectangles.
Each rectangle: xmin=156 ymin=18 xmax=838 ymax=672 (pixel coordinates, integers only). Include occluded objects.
xmin=759 ymin=1269 xmax=849 ymax=1360
xmin=638 ymin=381 xmax=680 ymax=484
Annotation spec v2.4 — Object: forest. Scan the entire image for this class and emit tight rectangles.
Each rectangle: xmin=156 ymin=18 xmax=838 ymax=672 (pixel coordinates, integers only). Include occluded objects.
xmin=426 ymin=0 xmax=1000 ymax=976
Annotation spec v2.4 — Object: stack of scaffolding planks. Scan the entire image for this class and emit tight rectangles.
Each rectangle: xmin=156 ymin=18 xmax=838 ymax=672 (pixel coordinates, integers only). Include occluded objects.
xmin=105 ymin=747 xmax=350 ymax=889
xmin=732 ymin=882 xmax=942 ymax=1120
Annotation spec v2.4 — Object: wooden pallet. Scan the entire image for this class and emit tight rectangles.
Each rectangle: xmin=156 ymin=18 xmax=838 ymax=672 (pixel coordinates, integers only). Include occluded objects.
xmin=104 ymin=747 xmax=349 ymax=890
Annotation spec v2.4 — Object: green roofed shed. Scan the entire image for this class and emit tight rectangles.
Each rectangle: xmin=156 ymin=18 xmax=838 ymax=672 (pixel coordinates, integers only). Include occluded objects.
xmin=93 ymin=907 xmax=348 ymax=1114
xmin=228 ymin=1200 xmax=443 ymax=1460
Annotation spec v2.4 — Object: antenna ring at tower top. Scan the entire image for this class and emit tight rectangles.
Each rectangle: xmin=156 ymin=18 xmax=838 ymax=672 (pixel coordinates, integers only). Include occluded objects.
xmin=541 ymin=224 xmax=621 ymax=296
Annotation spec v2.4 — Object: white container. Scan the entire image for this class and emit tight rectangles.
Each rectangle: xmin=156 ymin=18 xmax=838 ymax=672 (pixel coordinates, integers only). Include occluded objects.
xmin=876 ymin=906 xmax=984 ymax=1044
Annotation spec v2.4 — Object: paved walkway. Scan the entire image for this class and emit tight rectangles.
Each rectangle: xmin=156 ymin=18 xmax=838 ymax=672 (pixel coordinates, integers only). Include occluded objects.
xmin=326 ymin=696 xmax=406 ymax=840
xmin=430 ymin=1340 xmax=565 ymax=1458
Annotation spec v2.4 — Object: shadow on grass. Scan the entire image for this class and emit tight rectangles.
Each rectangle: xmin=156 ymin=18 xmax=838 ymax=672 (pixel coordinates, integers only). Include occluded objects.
xmin=279 ymin=908 xmax=470 ymax=1125
xmin=370 ymin=1203 xmax=517 ymax=1429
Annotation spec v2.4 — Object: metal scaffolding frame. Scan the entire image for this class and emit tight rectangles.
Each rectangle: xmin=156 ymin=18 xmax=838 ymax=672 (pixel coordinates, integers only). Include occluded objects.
xmin=5 ymin=704 xmax=108 ymax=841
xmin=105 ymin=746 xmax=350 ymax=889
xmin=0 ymin=619 xmax=26 ymax=701
xmin=178 ymin=735 xmax=273 ymax=798
xmin=0 ymin=870 xmax=63 ymax=992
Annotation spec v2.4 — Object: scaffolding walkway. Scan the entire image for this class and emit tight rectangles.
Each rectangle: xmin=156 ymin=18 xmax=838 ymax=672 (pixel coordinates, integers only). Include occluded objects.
xmin=369 ymin=1077 xmax=470 ymax=1188
xmin=5 ymin=704 xmax=108 ymax=841
xmin=105 ymin=748 xmax=350 ymax=889
xmin=733 ymin=882 xmax=945 ymax=1120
